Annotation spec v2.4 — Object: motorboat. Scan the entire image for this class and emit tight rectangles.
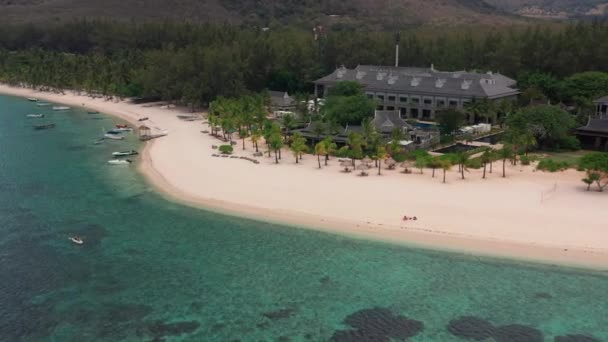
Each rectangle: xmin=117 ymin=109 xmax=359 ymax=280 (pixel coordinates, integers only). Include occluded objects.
xmin=93 ymin=138 xmax=105 ymax=145
xmin=87 ymin=111 xmax=100 ymax=114
xmin=26 ymin=114 xmax=45 ymax=118
xmin=36 ymin=102 xmax=51 ymax=107
xmin=52 ymin=106 xmax=71 ymax=111
xmin=27 ymin=97 xmax=38 ymax=102
xmin=34 ymin=123 xmax=55 ymax=130
xmin=113 ymin=125 xmax=133 ymax=132
xmin=104 ymin=133 xmax=124 ymax=140
xmin=112 ymin=150 xmax=138 ymax=157
xmin=69 ymin=236 xmax=84 ymax=245
xmin=108 ymin=159 xmax=132 ymax=165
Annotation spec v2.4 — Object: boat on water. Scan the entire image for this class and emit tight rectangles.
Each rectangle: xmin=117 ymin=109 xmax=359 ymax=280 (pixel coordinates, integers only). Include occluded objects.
xmin=36 ymin=102 xmax=51 ymax=107
xmin=26 ymin=114 xmax=45 ymax=118
xmin=52 ymin=106 xmax=71 ymax=111
xmin=87 ymin=111 xmax=100 ymax=114
xmin=112 ymin=150 xmax=138 ymax=157
xmin=113 ymin=125 xmax=133 ymax=132
xmin=69 ymin=236 xmax=84 ymax=245
xmin=27 ymin=97 xmax=38 ymax=102
xmin=93 ymin=138 xmax=105 ymax=145
xmin=34 ymin=124 xmax=56 ymax=130
xmin=108 ymin=159 xmax=132 ymax=165
xmin=104 ymin=133 xmax=124 ymax=140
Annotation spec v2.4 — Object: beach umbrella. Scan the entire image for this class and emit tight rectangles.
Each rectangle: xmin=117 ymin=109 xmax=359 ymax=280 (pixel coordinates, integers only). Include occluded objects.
xmin=340 ymin=161 xmax=352 ymax=172
xmin=384 ymin=157 xmax=397 ymax=168
xmin=400 ymin=161 xmax=413 ymax=173
xmin=356 ymin=163 xmax=371 ymax=176
xmin=361 ymin=157 xmax=373 ymax=165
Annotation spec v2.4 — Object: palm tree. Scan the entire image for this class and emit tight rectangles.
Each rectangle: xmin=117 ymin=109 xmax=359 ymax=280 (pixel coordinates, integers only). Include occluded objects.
xmin=321 ymin=137 xmax=337 ymax=166
xmin=250 ymin=129 xmax=262 ymax=152
xmin=583 ymin=172 xmax=601 ymax=191
xmin=269 ymin=133 xmax=283 ymax=164
xmin=281 ymin=114 xmax=296 ymax=142
xmin=440 ymin=159 xmax=452 ymax=183
xmin=347 ymin=132 xmax=364 ymax=167
xmin=315 ymin=142 xmax=327 ymax=169
xmin=455 ymin=152 xmax=468 ymax=179
xmin=427 ymin=156 xmax=441 ymax=178
xmin=312 ymin=121 xmax=326 ymax=144
xmin=499 ymin=144 xmax=514 ymax=178
xmin=239 ymin=127 xmax=249 ymax=150
xmin=480 ymin=150 xmax=492 ymax=179
xmin=361 ymin=117 xmax=375 ymax=147
xmin=290 ymin=132 xmax=308 ymax=164
xmin=376 ymin=146 xmax=388 ymax=175
xmin=415 ymin=156 xmax=428 ymax=174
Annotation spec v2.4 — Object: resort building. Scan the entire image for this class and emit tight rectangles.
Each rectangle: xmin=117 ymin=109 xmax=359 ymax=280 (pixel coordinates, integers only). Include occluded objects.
xmin=293 ymin=110 xmax=439 ymax=150
xmin=269 ymin=91 xmax=296 ymax=118
xmin=313 ymin=65 xmax=519 ymax=122
xmin=576 ymin=96 xmax=608 ymax=151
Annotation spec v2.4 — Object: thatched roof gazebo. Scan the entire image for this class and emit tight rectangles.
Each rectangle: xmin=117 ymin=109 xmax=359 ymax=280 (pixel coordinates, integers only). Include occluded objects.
xmin=400 ymin=161 xmax=413 ymax=174
xmin=361 ymin=157 xmax=373 ymax=165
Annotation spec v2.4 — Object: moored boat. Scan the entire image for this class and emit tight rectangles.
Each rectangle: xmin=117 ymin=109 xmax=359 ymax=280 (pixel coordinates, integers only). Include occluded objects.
xmin=27 ymin=97 xmax=38 ymax=102
xmin=112 ymin=150 xmax=138 ymax=157
xmin=36 ymin=102 xmax=51 ymax=107
xmin=114 ymin=125 xmax=133 ymax=132
xmin=34 ymin=123 xmax=55 ymax=130
xmin=69 ymin=236 xmax=84 ymax=245
xmin=104 ymin=133 xmax=124 ymax=140
xmin=93 ymin=138 xmax=105 ymax=145
xmin=26 ymin=114 xmax=45 ymax=118
xmin=108 ymin=159 xmax=132 ymax=165
xmin=52 ymin=106 xmax=71 ymax=111
xmin=88 ymin=111 xmax=100 ymax=114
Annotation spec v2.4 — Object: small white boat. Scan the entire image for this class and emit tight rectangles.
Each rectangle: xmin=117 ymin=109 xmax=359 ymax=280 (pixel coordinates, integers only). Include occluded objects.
xmin=27 ymin=97 xmax=38 ymax=102
xmin=52 ymin=106 xmax=71 ymax=111
xmin=104 ymin=133 xmax=124 ymax=140
xmin=26 ymin=114 xmax=45 ymax=118
xmin=112 ymin=150 xmax=138 ymax=157
xmin=93 ymin=138 xmax=105 ymax=145
xmin=69 ymin=236 xmax=84 ymax=245
xmin=36 ymin=102 xmax=51 ymax=107
xmin=114 ymin=127 xmax=133 ymax=132
xmin=108 ymin=159 xmax=132 ymax=165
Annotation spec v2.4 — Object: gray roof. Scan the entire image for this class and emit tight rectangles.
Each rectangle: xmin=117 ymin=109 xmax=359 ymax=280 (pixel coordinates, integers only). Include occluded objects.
xmin=372 ymin=110 xmax=412 ymax=133
xmin=578 ymin=118 xmax=608 ymax=134
xmin=315 ymin=65 xmax=519 ymax=99
xmin=269 ymin=91 xmax=295 ymax=108
xmin=594 ymin=96 xmax=608 ymax=104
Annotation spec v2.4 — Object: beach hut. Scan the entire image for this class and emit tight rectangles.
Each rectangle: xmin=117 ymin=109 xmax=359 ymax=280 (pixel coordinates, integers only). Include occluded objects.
xmin=138 ymin=125 xmax=151 ymax=140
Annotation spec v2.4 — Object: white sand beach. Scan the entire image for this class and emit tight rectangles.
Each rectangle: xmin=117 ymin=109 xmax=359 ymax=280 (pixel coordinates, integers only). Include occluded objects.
xmin=2 ymin=84 xmax=608 ymax=269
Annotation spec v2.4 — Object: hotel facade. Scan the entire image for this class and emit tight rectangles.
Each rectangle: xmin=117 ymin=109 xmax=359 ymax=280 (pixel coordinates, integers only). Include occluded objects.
xmin=314 ymin=65 xmax=520 ymax=122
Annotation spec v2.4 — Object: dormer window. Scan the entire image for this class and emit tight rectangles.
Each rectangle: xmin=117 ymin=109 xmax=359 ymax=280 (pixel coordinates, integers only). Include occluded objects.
xmin=435 ymin=79 xmax=446 ymax=88
xmin=356 ymin=71 xmax=367 ymax=80
xmin=461 ymin=80 xmax=472 ymax=90
xmin=411 ymin=77 xmax=421 ymax=87
xmin=376 ymin=72 xmax=387 ymax=81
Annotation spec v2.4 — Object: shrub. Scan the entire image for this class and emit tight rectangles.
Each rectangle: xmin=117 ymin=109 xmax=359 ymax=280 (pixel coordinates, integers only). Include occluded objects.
xmin=219 ymin=145 xmax=234 ymax=154
xmin=520 ymin=155 xmax=531 ymax=165
xmin=537 ymin=158 xmax=571 ymax=172
xmin=555 ymin=136 xmax=581 ymax=151
xmin=393 ymin=153 xmax=407 ymax=163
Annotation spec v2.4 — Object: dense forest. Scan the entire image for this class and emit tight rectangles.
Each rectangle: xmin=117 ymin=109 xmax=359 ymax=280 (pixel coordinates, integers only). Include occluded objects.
xmin=0 ymin=20 xmax=607 ymax=107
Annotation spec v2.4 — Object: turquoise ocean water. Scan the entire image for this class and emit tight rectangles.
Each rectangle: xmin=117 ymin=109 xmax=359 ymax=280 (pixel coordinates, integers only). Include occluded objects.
xmin=1 ymin=94 xmax=607 ymax=342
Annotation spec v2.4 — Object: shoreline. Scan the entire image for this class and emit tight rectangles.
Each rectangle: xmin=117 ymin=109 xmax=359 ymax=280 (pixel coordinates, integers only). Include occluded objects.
xmin=2 ymin=84 xmax=608 ymax=270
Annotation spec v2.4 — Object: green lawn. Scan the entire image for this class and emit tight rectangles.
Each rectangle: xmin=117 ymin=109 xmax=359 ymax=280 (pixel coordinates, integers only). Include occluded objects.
xmin=539 ymin=150 xmax=593 ymax=164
